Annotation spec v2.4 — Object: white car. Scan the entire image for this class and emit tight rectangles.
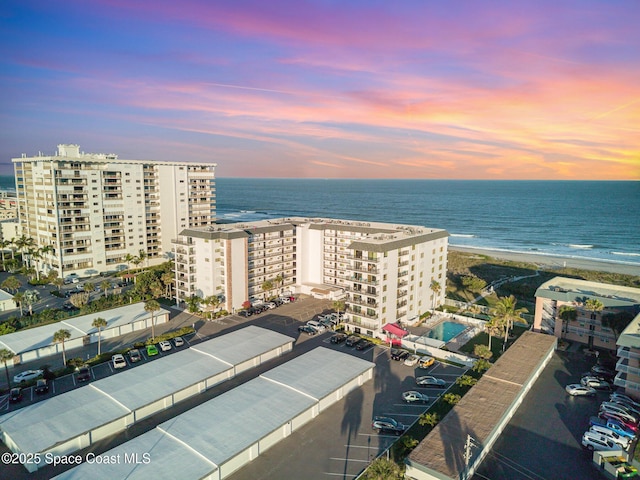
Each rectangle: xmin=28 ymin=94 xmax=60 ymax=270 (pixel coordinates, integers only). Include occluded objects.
xmin=581 ymin=376 xmax=611 ymax=390
xmin=173 ymin=337 xmax=185 ymax=347
xmin=402 ymin=390 xmax=430 ymax=403
xmin=565 ymin=384 xmax=596 ymax=396
xmin=581 ymin=431 xmax=618 ymax=451
xmin=279 ymin=297 xmax=291 ymax=304
xmin=306 ymin=320 xmax=326 ymax=332
xmin=416 ymin=376 xmax=446 ymax=388
xmin=13 ymin=369 xmax=43 ymax=384
xmin=159 ymin=341 xmax=172 ymax=352
xmin=112 ymin=354 xmax=127 ymax=369
xmin=589 ymin=425 xmax=631 ymax=449
xmin=404 ymin=354 xmax=421 ymax=367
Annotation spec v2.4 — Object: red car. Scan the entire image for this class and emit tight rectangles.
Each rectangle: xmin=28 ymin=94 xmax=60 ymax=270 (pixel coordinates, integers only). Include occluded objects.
xmin=599 ymin=411 xmax=639 ymax=433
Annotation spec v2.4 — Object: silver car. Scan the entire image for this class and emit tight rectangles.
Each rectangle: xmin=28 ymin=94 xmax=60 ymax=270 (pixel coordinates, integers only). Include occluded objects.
xmin=13 ymin=369 xmax=43 ymax=384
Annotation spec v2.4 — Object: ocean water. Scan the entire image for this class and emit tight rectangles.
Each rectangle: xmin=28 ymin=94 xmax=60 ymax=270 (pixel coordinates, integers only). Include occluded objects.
xmin=214 ymin=179 xmax=640 ymax=267
xmin=2 ymin=176 xmax=638 ymax=267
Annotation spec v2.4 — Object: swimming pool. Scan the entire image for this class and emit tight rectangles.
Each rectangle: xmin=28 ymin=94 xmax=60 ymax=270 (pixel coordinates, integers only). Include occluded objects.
xmin=426 ymin=321 xmax=467 ymax=342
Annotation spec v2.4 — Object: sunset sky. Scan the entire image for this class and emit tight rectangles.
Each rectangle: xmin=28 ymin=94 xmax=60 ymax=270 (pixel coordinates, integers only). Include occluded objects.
xmin=1 ymin=1 xmax=638 ymax=179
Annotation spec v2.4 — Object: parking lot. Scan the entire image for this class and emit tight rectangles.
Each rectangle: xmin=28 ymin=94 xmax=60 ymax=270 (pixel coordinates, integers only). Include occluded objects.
xmin=473 ymin=350 xmax=613 ymax=480
xmin=1 ymin=297 xmax=466 ymax=479
xmin=228 ymin=334 xmax=467 ymax=480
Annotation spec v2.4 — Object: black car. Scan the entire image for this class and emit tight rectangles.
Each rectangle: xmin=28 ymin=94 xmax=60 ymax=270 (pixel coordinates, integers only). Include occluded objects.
xmin=298 ymin=325 xmax=317 ymax=335
xmin=346 ymin=336 xmax=361 ymax=347
xmin=239 ymin=310 xmax=252 ymax=317
xmin=355 ymin=339 xmax=372 ymax=351
xmin=9 ymin=387 xmax=23 ymax=404
xmin=35 ymin=379 xmax=49 ymax=394
xmin=372 ymin=416 xmax=406 ymax=435
xmin=391 ymin=349 xmax=409 ymax=361
xmin=330 ymin=333 xmax=347 ymax=344
xmin=592 ymin=365 xmax=616 ymax=378
xmin=77 ymin=365 xmax=91 ymax=382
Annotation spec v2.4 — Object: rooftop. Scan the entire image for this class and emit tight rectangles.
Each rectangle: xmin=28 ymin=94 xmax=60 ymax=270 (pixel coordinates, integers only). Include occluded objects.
xmin=535 ymin=276 xmax=640 ymax=307
xmin=407 ymin=331 xmax=557 ymax=479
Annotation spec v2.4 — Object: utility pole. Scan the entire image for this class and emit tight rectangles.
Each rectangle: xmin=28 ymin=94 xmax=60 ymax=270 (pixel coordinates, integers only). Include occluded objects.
xmin=463 ymin=434 xmax=478 ymax=479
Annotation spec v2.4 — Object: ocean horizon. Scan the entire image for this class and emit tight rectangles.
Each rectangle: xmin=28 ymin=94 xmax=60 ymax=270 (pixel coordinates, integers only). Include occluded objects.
xmin=2 ymin=176 xmax=638 ymax=268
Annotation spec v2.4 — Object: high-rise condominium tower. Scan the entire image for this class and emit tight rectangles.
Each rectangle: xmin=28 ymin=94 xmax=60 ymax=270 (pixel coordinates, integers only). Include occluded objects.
xmin=13 ymin=144 xmax=216 ymax=277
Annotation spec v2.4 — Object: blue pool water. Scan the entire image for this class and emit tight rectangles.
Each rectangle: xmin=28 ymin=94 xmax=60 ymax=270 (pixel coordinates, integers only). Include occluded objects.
xmin=426 ymin=322 xmax=467 ymax=342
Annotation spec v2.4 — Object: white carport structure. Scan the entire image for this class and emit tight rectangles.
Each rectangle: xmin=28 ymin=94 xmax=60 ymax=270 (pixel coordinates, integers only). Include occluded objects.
xmin=0 ymin=303 xmax=170 ymax=364
xmin=0 ymin=326 xmax=294 ymax=473
xmin=54 ymin=347 xmax=375 ymax=480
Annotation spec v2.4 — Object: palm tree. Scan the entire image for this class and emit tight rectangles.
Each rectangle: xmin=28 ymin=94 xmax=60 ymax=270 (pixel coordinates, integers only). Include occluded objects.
xmin=83 ymin=282 xmax=95 ymax=295
xmin=261 ymin=280 xmax=274 ymax=300
xmin=430 ymin=280 xmax=441 ymax=310
xmin=485 ymin=315 xmax=499 ymax=350
xmin=0 ymin=239 xmax=9 ymax=269
xmin=53 ymin=329 xmax=71 ymax=366
xmin=124 ymin=253 xmax=135 ymax=270
xmin=13 ymin=291 xmax=24 ymax=316
xmin=584 ymin=298 xmax=605 ymax=350
xmin=1 ymin=275 xmax=21 ymax=293
xmin=144 ymin=299 xmax=161 ymax=340
xmin=100 ymin=280 xmax=110 ymax=297
xmin=332 ymin=299 xmax=345 ymax=319
xmin=274 ymin=274 xmax=284 ymax=293
xmin=494 ymin=295 xmax=528 ymax=348
xmin=0 ymin=348 xmax=15 ymax=388
xmin=23 ymin=289 xmax=40 ymax=316
xmin=186 ymin=295 xmax=201 ymax=314
xmin=92 ymin=317 xmax=108 ymax=356
xmin=558 ymin=305 xmax=577 ymax=338
xmin=138 ymin=249 xmax=148 ymax=268
xmin=15 ymin=235 xmax=35 ymax=269
xmin=161 ymin=271 xmax=174 ymax=299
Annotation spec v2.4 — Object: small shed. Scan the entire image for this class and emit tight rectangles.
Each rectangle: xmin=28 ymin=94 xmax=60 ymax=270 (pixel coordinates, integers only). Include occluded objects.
xmin=0 ymin=288 xmax=17 ymax=312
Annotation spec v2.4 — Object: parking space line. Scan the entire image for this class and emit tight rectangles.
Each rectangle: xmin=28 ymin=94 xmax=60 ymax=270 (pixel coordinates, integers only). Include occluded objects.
xmin=357 ymin=433 xmax=400 ymax=439
xmin=383 ymin=412 xmax=422 ymax=418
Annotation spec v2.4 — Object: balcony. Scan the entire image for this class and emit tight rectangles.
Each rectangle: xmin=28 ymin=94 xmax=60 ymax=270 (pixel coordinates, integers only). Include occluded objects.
xmin=618 ymin=346 xmax=640 ymax=361
xmin=350 ymin=276 xmax=379 ymax=286
xmin=344 ymin=317 xmax=380 ymax=331
xmin=346 ymin=306 xmax=378 ymax=320
xmin=347 ymin=297 xmax=378 ymax=308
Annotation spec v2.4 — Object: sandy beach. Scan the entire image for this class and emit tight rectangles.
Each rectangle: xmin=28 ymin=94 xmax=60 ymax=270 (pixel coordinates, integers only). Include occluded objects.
xmin=450 ymin=245 xmax=640 ymax=277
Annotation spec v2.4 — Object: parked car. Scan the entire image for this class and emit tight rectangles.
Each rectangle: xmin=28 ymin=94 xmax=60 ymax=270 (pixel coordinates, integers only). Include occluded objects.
xmin=589 ymin=425 xmax=631 ymax=449
xmin=112 ymin=354 xmax=127 ymax=369
xmin=9 ymin=387 xmax=23 ymax=404
xmin=77 ymin=365 xmax=91 ymax=382
xmin=611 ymin=393 xmax=640 ymax=409
xmin=159 ymin=341 xmax=172 ymax=352
xmin=402 ymin=390 xmax=430 ymax=403
xmin=598 ymin=412 xmax=640 ymax=433
xmin=355 ymin=339 xmax=372 ymax=351
xmin=146 ymin=344 xmax=159 ymax=356
xmin=319 ymin=318 xmax=335 ymax=329
xmin=592 ymin=365 xmax=616 ymax=378
xmin=391 ymin=349 xmax=409 ymax=361
xmin=128 ymin=349 xmax=142 ymax=362
xmin=419 ymin=356 xmax=435 ymax=368
xmin=279 ymin=297 xmax=291 ymax=304
xmin=590 ymin=417 xmax=637 ymax=439
xmin=298 ymin=325 xmax=317 ymax=336
xmin=416 ymin=376 xmax=447 ymax=388
xmin=600 ymin=402 xmax=639 ymax=423
xmin=266 ymin=302 xmax=277 ymax=309
xmin=34 ymin=379 xmax=49 ymax=394
xmin=330 ymin=333 xmax=347 ymax=344
xmin=404 ymin=354 xmax=421 ymax=367
xmin=13 ymin=369 xmax=43 ymax=384
xmin=581 ymin=431 xmax=618 ymax=451
xmin=581 ymin=376 xmax=611 ymax=390
xmin=609 ymin=398 xmax=640 ymax=417
xmin=173 ymin=337 xmax=185 ymax=347
xmin=565 ymin=384 xmax=596 ymax=396
xmin=306 ymin=320 xmax=326 ymax=332
xmin=239 ymin=310 xmax=252 ymax=317
xmin=372 ymin=416 xmax=406 ymax=435
xmin=346 ymin=335 xmax=361 ymax=347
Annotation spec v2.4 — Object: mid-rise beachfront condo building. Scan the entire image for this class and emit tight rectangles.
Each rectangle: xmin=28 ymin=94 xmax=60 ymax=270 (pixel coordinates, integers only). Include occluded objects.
xmin=12 ymin=144 xmax=216 ymax=278
xmin=173 ymin=218 xmax=449 ymax=335
xmin=534 ymin=277 xmax=640 ymax=352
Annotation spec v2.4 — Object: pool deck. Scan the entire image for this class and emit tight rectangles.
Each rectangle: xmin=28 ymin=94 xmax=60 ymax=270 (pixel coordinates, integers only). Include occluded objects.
xmin=410 ymin=314 xmax=483 ymax=353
